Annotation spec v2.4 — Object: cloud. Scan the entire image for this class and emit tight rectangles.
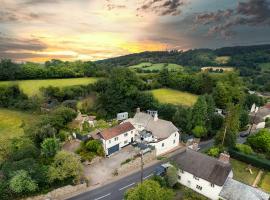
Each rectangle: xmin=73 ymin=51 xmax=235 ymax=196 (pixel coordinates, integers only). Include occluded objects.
xmin=195 ymin=0 xmax=270 ymax=37
xmin=137 ymin=0 xmax=186 ymax=16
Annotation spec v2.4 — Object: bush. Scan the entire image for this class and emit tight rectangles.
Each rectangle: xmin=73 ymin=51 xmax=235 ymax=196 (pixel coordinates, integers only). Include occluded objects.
xmin=192 ymin=126 xmax=207 ymax=138
xmin=235 ymin=144 xmax=254 ymax=155
xmin=207 ymin=147 xmax=220 ymax=157
xmin=247 ymin=129 xmax=270 ymax=153
xmin=229 ymin=148 xmax=270 ymax=171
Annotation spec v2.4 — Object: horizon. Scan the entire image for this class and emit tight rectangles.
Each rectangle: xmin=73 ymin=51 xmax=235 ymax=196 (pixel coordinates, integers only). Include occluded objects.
xmin=1 ymin=0 xmax=270 ymax=62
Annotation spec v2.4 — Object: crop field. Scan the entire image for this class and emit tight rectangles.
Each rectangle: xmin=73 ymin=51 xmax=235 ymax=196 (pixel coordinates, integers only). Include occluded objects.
xmin=129 ymin=62 xmax=183 ymax=72
xmin=0 ymin=77 xmax=98 ymax=96
xmin=215 ymin=56 xmax=230 ymax=64
xmin=150 ymin=88 xmax=198 ymax=107
xmin=0 ymin=108 xmax=38 ymax=140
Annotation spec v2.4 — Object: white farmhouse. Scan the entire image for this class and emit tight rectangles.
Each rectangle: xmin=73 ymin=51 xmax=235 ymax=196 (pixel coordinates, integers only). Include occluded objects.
xmin=97 ymin=122 xmax=136 ymax=156
xmin=124 ymin=109 xmax=180 ymax=156
xmin=174 ymin=149 xmax=269 ymax=200
xmin=250 ymin=103 xmax=270 ymax=129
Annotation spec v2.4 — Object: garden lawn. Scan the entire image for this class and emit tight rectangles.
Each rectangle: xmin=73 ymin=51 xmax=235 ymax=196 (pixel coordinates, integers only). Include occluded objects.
xmin=0 ymin=77 xmax=98 ymax=96
xmin=0 ymin=108 xmax=37 ymax=140
xmin=230 ymin=158 xmax=259 ymax=186
xmin=258 ymin=172 xmax=270 ymax=192
xmin=150 ymin=88 xmax=198 ymax=107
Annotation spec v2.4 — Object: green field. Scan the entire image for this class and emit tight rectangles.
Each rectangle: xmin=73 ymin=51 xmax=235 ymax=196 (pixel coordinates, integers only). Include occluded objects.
xmin=260 ymin=63 xmax=270 ymax=73
xmin=150 ymin=88 xmax=198 ymax=107
xmin=259 ymin=172 xmax=270 ymax=192
xmin=0 ymin=77 xmax=98 ymax=96
xmin=0 ymin=108 xmax=37 ymax=140
xmin=129 ymin=62 xmax=183 ymax=72
xmin=215 ymin=56 xmax=230 ymax=64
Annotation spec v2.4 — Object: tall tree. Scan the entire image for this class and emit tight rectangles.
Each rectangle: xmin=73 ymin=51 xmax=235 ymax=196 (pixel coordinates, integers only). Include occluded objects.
xmin=125 ymin=180 xmax=174 ymax=200
xmin=192 ymin=96 xmax=207 ymax=128
xmin=215 ymin=104 xmax=240 ymax=147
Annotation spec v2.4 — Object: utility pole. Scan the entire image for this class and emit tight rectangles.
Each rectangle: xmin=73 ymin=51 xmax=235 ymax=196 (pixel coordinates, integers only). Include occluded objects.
xmin=140 ymin=151 xmax=144 ymax=184
xmin=221 ymin=126 xmax=227 ymax=146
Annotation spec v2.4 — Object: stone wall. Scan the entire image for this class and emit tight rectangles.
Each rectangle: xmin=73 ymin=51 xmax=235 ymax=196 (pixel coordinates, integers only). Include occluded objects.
xmin=24 ymin=183 xmax=87 ymax=200
xmin=118 ymin=150 xmax=156 ymax=176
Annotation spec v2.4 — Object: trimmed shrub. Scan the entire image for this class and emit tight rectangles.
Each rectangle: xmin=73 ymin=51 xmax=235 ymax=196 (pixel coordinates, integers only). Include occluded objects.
xmin=235 ymin=144 xmax=254 ymax=155
xmin=228 ymin=148 xmax=270 ymax=171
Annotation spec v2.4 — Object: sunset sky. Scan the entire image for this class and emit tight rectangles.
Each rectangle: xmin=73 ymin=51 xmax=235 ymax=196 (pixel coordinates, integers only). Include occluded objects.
xmin=0 ymin=0 xmax=270 ymax=62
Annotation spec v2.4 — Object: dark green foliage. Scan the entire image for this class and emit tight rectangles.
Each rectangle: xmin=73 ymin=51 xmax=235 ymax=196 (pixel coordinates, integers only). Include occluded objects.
xmin=95 ymin=68 xmax=156 ymax=118
xmin=0 ymin=59 xmax=97 ymax=81
xmin=41 ymin=138 xmax=60 ymax=158
xmin=244 ymin=94 xmax=265 ymax=110
xmin=235 ymin=144 xmax=254 ymax=155
xmin=173 ymin=106 xmax=192 ymax=133
xmin=247 ymin=129 xmax=270 ymax=154
xmin=239 ymin=109 xmax=249 ymax=129
xmin=0 ymin=85 xmax=38 ymax=110
xmin=229 ymin=148 xmax=270 ymax=171
xmin=76 ymin=139 xmax=105 ymax=161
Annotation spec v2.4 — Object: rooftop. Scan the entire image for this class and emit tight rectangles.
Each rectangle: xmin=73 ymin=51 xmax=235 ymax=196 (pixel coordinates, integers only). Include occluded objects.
xmin=174 ymin=149 xmax=232 ymax=186
xmin=127 ymin=112 xmax=178 ymax=139
xmin=99 ymin=122 xmax=135 ymax=140
xmin=220 ymin=178 xmax=269 ymax=200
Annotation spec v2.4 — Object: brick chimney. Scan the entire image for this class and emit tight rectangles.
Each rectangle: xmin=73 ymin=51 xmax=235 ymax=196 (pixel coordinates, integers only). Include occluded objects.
xmin=154 ymin=113 xmax=158 ymax=121
xmin=219 ymin=152 xmax=230 ymax=164
xmin=192 ymin=142 xmax=198 ymax=151
xmin=136 ymin=107 xmax=140 ymax=113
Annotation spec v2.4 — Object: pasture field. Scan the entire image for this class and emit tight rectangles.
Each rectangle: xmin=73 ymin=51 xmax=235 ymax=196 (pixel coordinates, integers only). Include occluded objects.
xmin=259 ymin=172 xmax=270 ymax=192
xmin=0 ymin=77 xmax=98 ymax=96
xmin=201 ymin=66 xmax=234 ymax=72
xmin=0 ymin=108 xmax=38 ymax=140
xmin=215 ymin=56 xmax=230 ymax=64
xmin=129 ymin=62 xmax=183 ymax=72
xmin=149 ymin=88 xmax=198 ymax=107
xmin=259 ymin=63 xmax=270 ymax=73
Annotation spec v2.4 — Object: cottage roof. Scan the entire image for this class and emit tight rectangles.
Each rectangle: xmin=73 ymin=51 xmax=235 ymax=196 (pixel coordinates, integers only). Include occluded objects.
xmin=174 ymin=149 xmax=232 ymax=186
xmin=220 ymin=178 xmax=269 ymax=200
xmin=99 ymin=122 xmax=135 ymax=140
xmin=250 ymin=106 xmax=270 ymax=124
xmin=128 ymin=112 xmax=178 ymax=139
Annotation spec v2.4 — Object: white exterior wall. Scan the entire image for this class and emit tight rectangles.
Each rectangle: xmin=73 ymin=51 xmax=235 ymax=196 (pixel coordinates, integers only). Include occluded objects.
xmin=150 ymin=131 xmax=179 ymax=156
xmin=256 ymin=122 xmax=266 ymax=129
xmin=102 ymin=129 xmax=137 ymax=155
xmin=178 ymin=170 xmax=223 ymax=200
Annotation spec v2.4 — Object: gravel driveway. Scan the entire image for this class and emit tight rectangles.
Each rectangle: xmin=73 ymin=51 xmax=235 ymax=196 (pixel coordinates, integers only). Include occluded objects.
xmin=84 ymin=145 xmax=137 ymax=186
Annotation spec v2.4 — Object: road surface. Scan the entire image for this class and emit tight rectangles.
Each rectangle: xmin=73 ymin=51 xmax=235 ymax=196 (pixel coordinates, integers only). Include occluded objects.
xmin=68 ymin=130 xmax=253 ymax=200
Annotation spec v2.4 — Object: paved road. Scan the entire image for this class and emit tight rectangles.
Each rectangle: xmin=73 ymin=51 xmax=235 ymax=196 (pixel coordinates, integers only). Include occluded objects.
xmin=67 ymin=151 xmax=183 ymax=200
xmin=68 ymin=130 xmax=255 ymax=200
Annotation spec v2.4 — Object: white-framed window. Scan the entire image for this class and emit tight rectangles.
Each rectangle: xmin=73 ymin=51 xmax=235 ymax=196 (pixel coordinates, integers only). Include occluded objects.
xmin=196 ymin=185 xmax=202 ymax=190
xmin=173 ymin=140 xmax=175 ymax=144
xmin=179 ymin=169 xmax=184 ymax=173
xmin=114 ymin=137 xmax=118 ymax=141
xmin=162 ymin=143 xmax=164 ymax=147
xmin=124 ymin=133 xmax=128 ymax=137
xmin=193 ymin=175 xmax=199 ymax=180
xmin=178 ymin=175 xmax=181 ymax=180
xmin=131 ymin=130 xmax=133 ymax=134
xmin=210 ymin=183 xmax=215 ymax=188
xmin=109 ymin=140 xmax=111 ymax=144
xmin=175 ymin=133 xmax=176 ymax=137
xmin=124 ymin=140 xmax=128 ymax=144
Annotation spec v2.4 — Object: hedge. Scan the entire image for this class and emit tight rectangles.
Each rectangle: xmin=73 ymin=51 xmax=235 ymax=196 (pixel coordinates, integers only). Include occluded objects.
xmin=228 ymin=148 xmax=270 ymax=171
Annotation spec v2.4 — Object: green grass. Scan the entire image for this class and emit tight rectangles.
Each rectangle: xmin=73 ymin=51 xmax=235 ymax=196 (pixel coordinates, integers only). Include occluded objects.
xmin=215 ymin=56 xmax=230 ymax=64
xmin=149 ymin=88 xmax=198 ymax=107
xmin=129 ymin=62 xmax=183 ymax=72
xmin=230 ymin=158 xmax=259 ymax=185
xmin=260 ymin=63 xmax=270 ymax=73
xmin=258 ymin=172 xmax=270 ymax=192
xmin=0 ymin=108 xmax=38 ymax=140
xmin=0 ymin=77 xmax=98 ymax=96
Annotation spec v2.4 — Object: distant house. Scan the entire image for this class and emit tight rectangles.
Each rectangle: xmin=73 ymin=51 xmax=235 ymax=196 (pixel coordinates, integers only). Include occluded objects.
xmin=97 ymin=122 xmax=136 ymax=156
xmin=117 ymin=112 xmax=129 ymax=121
xmin=74 ymin=111 xmax=96 ymax=131
xmin=250 ymin=103 xmax=270 ymax=129
xmin=124 ymin=109 xmax=180 ymax=155
xmin=174 ymin=149 xmax=269 ymax=200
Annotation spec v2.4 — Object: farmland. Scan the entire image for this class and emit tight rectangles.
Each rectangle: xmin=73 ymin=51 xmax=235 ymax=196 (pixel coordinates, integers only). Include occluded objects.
xmin=150 ymin=88 xmax=198 ymax=107
xmin=0 ymin=77 xmax=98 ymax=96
xmin=0 ymin=108 xmax=38 ymax=140
xmin=129 ymin=62 xmax=184 ymax=72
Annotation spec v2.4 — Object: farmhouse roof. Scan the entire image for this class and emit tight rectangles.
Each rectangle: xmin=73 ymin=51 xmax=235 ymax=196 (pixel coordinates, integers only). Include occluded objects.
xmin=220 ymin=178 xmax=269 ymax=200
xmin=99 ymin=122 xmax=135 ymax=140
xmin=126 ymin=112 xmax=178 ymax=139
xmin=174 ymin=149 xmax=232 ymax=186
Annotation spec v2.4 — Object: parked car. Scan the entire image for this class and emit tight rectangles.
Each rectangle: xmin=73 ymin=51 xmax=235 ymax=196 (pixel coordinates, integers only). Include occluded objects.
xmin=240 ymin=131 xmax=249 ymax=137
xmin=154 ymin=162 xmax=173 ymax=176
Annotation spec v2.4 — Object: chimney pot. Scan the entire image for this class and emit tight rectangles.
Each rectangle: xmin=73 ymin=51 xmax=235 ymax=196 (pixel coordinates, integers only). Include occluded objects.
xmin=219 ymin=152 xmax=230 ymax=164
